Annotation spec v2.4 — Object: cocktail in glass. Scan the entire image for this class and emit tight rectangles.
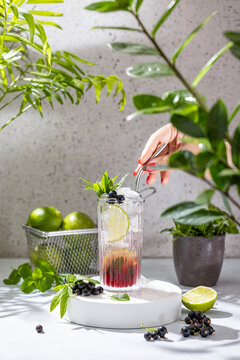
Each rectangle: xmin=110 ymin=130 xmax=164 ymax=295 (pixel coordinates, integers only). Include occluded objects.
xmin=97 ymin=188 xmax=144 ymax=292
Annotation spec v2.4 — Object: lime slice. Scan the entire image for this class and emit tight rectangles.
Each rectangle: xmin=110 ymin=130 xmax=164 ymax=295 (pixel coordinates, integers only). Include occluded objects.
xmin=182 ymin=286 xmax=217 ymax=312
xmin=107 ymin=205 xmax=129 ymax=242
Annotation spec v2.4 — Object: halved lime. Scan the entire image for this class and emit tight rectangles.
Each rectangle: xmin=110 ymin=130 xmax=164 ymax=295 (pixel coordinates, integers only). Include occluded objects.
xmin=107 ymin=205 xmax=129 ymax=242
xmin=182 ymin=286 xmax=217 ymax=312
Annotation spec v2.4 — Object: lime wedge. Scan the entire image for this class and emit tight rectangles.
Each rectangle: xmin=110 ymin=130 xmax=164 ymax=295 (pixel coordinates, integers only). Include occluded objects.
xmin=107 ymin=205 xmax=129 ymax=242
xmin=182 ymin=286 xmax=217 ymax=312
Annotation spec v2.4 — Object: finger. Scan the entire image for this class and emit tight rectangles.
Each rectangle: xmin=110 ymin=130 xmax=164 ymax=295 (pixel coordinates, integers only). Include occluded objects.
xmin=133 ymin=164 xmax=147 ymax=177
xmin=146 ymin=171 xmax=158 ymax=185
xmin=140 ymin=124 xmax=178 ymax=164
xmin=161 ymin=170 xmax=172 ymax=185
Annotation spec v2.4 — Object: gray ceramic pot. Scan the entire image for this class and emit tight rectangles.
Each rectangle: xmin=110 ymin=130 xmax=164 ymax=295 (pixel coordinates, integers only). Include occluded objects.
xmin=173 ymin=235 xmax=225 ymax=287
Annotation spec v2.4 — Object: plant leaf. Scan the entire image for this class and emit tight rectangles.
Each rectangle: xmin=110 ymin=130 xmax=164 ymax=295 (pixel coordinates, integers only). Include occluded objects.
xmin=108 ymin=42 xmax=158 ymax=55
xmin=20 ymin=277 xmax=36 ymax=293
xmin=50 ymin=288 xmax=64 ymax=312
xmin=126 ymin=62 xmax=174 ymax=78
xmin=176 ymin=209 xmax=224 ymax=225
xmin=60 ymin=286 xmax=71 ymax=318
xmin=207 ymin=100 xmax=228 ymax=148
xmin=110 ymin=293 xmax=130 ymax=301
xmin=172 ymin=12 xmax=216 ymax=64
xmin=192 ymin=42 xmax=233 ymax=87
xmin=221 ymin=194 xmax=232 ymax=214
xmin=35 ymin=277 xmax=53 ymax=292
xmin=32 ymin=268 xmax=43 ymax=281
xmin=224 ymin=31 xmax=240 ymax=59
xmin=152 ymin=0 xmax=181 ymax=38
xmin=195 ymin=189 xmax=215 ymax=204
xmin=232 ymin=123 xmax=240 ymax=168
xmin=162 ymin=202 xmax=205 ymax=219
xmin=91 ymin=26 xmax=142 ymax=32
xmin=85 ymin=1 xmax=130 ymax=12
xmin=135 ymin=0 xmax=144 ymax=13
xmin=17 ymin=263 xmax=32 ymax=279
xmin=228 ymin=101 xmax=240 ymax=124
xmin=171 ymin=114 xmax=205 ymax=138
xmin=133 ymin=94 xmax=165 ymax=110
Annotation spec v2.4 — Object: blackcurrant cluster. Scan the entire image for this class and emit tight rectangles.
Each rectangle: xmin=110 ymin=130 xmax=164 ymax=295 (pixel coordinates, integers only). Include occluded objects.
xmin=107 ymin=190 xmax=125 ymax=204
xmin=72 ymin=281 xmax=103 ymax=296
xmin=181 ymin=311 xmax=215 ymax=338
xmin=143 ymin=326 xmax=168 ymax=341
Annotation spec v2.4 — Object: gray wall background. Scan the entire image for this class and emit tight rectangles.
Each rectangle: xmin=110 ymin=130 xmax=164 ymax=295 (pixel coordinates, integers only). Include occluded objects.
xmin=0 ymin=0 xmax=239 ymax=258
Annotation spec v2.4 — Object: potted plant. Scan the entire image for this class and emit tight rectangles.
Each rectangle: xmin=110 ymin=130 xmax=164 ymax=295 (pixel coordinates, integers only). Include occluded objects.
xmin=161 ymin=202 xmax=238 ymax=286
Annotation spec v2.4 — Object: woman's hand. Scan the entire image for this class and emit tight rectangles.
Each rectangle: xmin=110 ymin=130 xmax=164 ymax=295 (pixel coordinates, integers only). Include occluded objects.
xmin=133 ymin=123 xmax=200 ymax=185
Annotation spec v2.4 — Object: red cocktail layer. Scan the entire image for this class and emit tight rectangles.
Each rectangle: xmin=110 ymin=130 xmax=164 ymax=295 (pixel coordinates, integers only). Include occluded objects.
xmin=102 ymin=250 xmax=138 ymax=288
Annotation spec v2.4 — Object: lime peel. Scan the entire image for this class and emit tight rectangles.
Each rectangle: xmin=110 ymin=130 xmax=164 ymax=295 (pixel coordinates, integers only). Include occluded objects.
xmin=182 ymin=286 xmax=217 ymax=312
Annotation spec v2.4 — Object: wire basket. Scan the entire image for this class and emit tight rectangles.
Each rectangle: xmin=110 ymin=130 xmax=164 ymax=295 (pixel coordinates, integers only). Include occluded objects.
xmin=23 ymin=225 xmax=99 ymax=275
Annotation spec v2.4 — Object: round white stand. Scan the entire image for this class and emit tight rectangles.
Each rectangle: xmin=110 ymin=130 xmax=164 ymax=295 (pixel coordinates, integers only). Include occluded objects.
xmin=67 ymin=277 xmax=182 ymax=329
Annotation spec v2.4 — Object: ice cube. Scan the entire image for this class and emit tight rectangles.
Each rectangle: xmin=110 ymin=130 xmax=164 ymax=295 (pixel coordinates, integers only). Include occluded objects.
xmin=117 ymin=187 xmax=140 ymax=200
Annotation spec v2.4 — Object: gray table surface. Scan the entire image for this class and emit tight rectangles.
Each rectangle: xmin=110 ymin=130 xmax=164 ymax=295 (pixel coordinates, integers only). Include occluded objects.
xmin=1 ymin=258 xmax=240 ymax=360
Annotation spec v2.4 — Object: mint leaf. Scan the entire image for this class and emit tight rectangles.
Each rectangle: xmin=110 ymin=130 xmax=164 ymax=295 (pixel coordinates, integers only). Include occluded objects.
xmin=32 ymin=268 xmax=42 ymax=281
xmin=66 ymin=274 xmax=77 ymax=283
xmin=20 ymin=277 xmax=36 ymax=294
xmin=52 ymin=284 xmax=67 ymax=291
xmin=74 ymin=275 xmax=100 ymax=284
xmin=3 ymin=269 xmax=21 ymax=285
xmin=110 ymin=293 xmax=130 ymax=301
xmin=60 ymin=286 xmax=71 ymax=318
xmin=50 ymin=288 xmax=64 ymax=312
xmin=35 ymin=276 xmax=53 ymax=292
xmin=36 ymin=258 xmax=55 ymax=273
xmin=18 ymin=263 xmax=32 ymax=279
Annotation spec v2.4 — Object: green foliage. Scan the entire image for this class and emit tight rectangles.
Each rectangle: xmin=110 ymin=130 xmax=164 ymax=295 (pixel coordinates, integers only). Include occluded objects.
xmin=110 ymin=293 xmax=130 ymax=301
xmin=126 ymin=62 xmax=174 ymax=78
xmin=224 ymin=31 xmax=240 ymax=59
xmin=50 ymin=273 xmax=100 ymax=318
xmin=108 ymin=42 xmax=158 ymax=55
xmin=80 ymin=171 xmax=128 ymax=197
xmin=85 ymin=0 xmax=133 ymax=12
xmin=152 ymin=0 xmax=181 ymax=38
xmin=3 ymin=258 xmax=64 ymax=293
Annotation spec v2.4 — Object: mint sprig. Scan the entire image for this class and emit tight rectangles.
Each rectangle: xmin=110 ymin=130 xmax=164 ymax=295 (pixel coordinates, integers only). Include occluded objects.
xmin=50 ymin=274 xmax=100 ymax=318
xmin=3 ymin=259 xmax=64 ymax=293
xmin=80 ymin=171 xmax=128 ymax=197
xmin=110 ymin=293 xmax=130 ymax=301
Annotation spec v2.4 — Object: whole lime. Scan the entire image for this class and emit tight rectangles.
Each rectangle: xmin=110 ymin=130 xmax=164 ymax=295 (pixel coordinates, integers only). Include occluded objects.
xmin=62 ymin=212 xmax=95 ymax=230
xmin=30 ymin=243 xmax=65 ymax=270
xmin=27 ymin=206 xmax=62 ymax=232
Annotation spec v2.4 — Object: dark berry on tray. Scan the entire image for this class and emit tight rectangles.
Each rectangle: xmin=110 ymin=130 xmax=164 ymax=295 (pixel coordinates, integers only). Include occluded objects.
xmin=72 ymin=285 xmax=78 ymax=293
xmin=96 ymin=286 xmax=103 ymax=294
xmin=108 ymin=190 xmax=117 ymax=198
xmin=91 ymin=287 xmax=100 ymax=295
xmin=87 ymin=282 xmax=96 ymax=290
xmin=144 ymin=332 xmax=152 ymax=341
xmin=188 ymin=310 xmax=196 ymax=319
xmin=82 ymin=288 xmax=91 ymax=296
xmin=203 ymin=317 xmax=211 ymax=326
xmin=76 ymin=288 xmax=82 ymax=296
xmin=151 ymin=331 xmax=159 ymax=340
xmin=195 ymin=311 xmax=204 ymax=320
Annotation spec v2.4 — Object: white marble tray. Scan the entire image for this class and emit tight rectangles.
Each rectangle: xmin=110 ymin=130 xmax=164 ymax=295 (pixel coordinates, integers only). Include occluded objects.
xmin=66 ymin=277 xmax=182 ymax=329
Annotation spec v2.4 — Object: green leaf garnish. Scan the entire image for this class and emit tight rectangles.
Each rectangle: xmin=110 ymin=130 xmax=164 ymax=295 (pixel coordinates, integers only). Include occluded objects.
xmin=110 ymin=293 xmax=130 ymax=301
xmin=80 ymin=171 xmax=128 ymax=197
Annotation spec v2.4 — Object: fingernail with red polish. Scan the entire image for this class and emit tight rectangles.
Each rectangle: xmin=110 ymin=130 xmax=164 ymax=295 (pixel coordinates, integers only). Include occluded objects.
xmin=133 ymin=171 xmax=136 ymax=176
xmin=148 ymin=162 xmax=157 ymax=167
xmin=146 ymin=175 xmax=150 ymax=184
xmin=137 ymin=158 xmax=141 ymax=164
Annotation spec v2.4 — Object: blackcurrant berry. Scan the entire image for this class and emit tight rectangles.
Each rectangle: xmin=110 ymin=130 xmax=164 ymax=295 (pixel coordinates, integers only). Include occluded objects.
xmin=91 ymin=287 xmax=100 ymax=295
xmin=76 ymin=288 xmax=82 ymax=295
xmin=72 ymin=285 xmax=78 ymax=293
xmin=203 ymin=317 xmax=211 ymax=326
xmin=151 ymin=331 xmax=159 ymax=340
xmin=76 ymin=281 xmax=86 ymax=290
xmin=36 ymin=325 xmax=44 ymax=333
xmin=200 ymin=327 xmax=210 ymax=338
xmin=188 ymin=310 xmax=196 ymax=319
xmin=116 ymin=194 xmax=125 ymax=203
xmin=195 ymin=311 xmax=204 ymax=320
xmin=189 ymin=325 xmax=198 ymax=335
xmin=206 ymin=325 xmax=215 ymax=335
xmin=96 ymin=286 xmax=103 ymax=294
xmin=157 ymin=326 xmax=168 ymax=337
xmin=87 ymin=282 xmax=95 ymax=290
xmin=181 ymin=327 xmax=191 ymax=337
xmin=184 ymin=316 xmax=192 ymax=324
xmin=108 ymin=190 xmax=117 ymax=198
xmin=82 ymin=288 xmax=91 ymax=296
xmin=192 ymin=318 xmax=199 ymax=326
xmin=144 ymin=332 xmax=152 ymax=341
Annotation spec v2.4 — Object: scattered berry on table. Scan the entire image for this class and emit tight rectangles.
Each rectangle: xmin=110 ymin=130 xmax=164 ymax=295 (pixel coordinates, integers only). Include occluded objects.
xmin=184 ymin=316 xmax=192 ymax=324
xmin=97 ymin=286 xmax=103 ymax=294
xmin=181 ymin=326 xmax=191 ymax=337
xmin=206 ymin=325 xmax=215 ymax=335
xmin=204 ymin=317 xmax=211 ymax=326
xmin=108 ymin=190 xmax=117 ymax=198
xmin=151 ymin=331 xmax=159 ymax=340
xmin=144 ymin=332 xmax=152 ymax=341
xmin=157 ymin=326 xmax=168 ymax=337
xmin=36 ymin=325 xmax=44 ymax=333
xmin=116 ymin=194 xmax=125 ymax=203
xmin=200 ymin=327 xmax=210 ymax=338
